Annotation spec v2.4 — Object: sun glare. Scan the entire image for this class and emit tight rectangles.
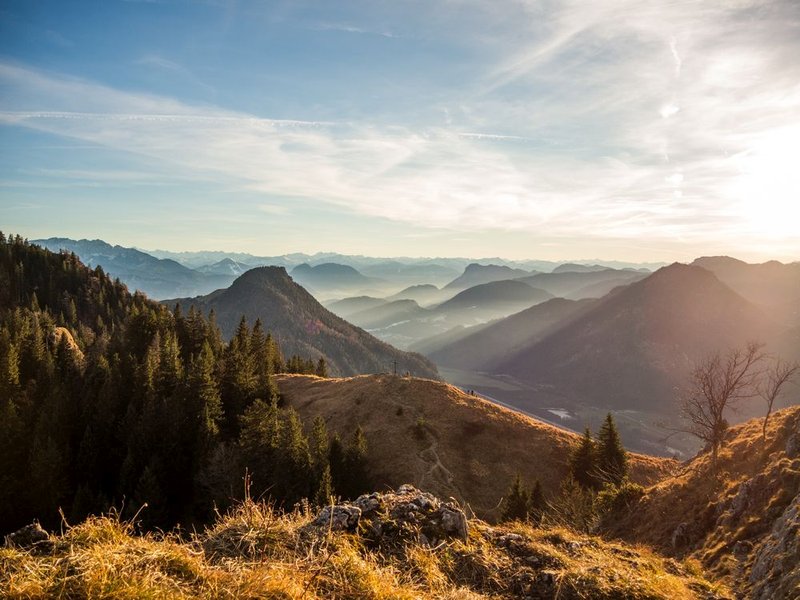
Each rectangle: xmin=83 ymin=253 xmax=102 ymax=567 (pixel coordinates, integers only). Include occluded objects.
xmin=729 ymin=125 xmax=800 ymax=238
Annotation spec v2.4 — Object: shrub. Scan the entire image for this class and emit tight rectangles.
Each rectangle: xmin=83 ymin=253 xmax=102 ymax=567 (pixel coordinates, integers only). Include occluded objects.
xmin=596 ymin=480 xmax=644 ymax=518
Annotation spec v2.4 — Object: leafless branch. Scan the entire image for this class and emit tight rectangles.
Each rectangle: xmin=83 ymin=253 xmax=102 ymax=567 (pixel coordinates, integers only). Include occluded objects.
xmin=758 ymin=359 xmax=799 ymax=441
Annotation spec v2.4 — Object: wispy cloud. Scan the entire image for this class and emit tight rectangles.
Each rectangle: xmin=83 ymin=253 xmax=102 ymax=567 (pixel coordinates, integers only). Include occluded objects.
xmin=43 ymin=30 xmax=74 ymax=48
xmin=134 ymin=55 xmax=184 ymax=72
xmin=313 ymin=22 xmax=398 ymax=38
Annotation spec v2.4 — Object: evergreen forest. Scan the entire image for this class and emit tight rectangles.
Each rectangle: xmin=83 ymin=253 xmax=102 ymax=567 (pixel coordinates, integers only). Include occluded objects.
xmin=0 ymin=233 xmax=370 ymax=533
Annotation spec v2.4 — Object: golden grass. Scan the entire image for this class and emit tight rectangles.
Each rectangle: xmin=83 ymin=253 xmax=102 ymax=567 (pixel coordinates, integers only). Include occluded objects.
xmin=1 ymin=498 xmax=728 ymax=600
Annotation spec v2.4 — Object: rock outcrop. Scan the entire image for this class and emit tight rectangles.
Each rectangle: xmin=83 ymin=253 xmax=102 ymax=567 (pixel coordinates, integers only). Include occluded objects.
xmin=49 ymin=327 xmax=84 ymax=362
xmin=309 ymin=484 xmax=469 ymax=545
xmin=748 ymin=492 xmax=800 ymax=600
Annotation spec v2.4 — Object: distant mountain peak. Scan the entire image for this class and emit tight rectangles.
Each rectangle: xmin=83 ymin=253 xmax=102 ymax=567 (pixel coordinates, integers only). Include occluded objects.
xmin=552 ymin=263 xmax=610 ymax=274
xmin=444 ymin=263 xmax=530 ymax=290
xmin=234 ymin=265 xmax=291 ymax=286
xmin=164 ymin=267 xmax=438 ymax=379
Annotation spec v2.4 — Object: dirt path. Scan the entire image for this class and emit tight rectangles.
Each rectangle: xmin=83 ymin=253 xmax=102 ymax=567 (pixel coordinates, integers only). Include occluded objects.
xmin=388 ymin=383 xmax=461 ymax=500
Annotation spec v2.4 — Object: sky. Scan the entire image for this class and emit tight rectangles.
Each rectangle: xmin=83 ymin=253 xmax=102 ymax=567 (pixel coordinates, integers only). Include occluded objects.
xmin=1 ymin=0 xmax=799 ymax=262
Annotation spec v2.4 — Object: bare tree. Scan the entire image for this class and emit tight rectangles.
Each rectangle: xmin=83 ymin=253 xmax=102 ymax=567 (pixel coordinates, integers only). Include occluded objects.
xmin=757 ymin=359 xmax=799 ymax=442
xmin=680 ymin=342 xmax=765 ymax=468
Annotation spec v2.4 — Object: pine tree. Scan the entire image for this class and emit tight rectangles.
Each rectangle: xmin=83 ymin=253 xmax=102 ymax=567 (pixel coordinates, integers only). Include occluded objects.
xmin=315 ymin=357 xmax=328 ymax=378
xmin=251 ymin=319 xmax=278 ymax=402
xmin=310 ymin=416 xmax=329 ymax=473
xmin=239 ymin=399 xmax=278 ymax=488
xmin=278 ymin=408 xmax=313 ymax=504
xmin=529 ymin=480 xmax=545 ymax=524
xmin=596 ymin=413 xmax=628 ymax=485
xmin=265 ymin=333 xmax=283 ymax=374
xmin=342 ymin=426 xmax=369 ymax=499
xmin=28 ymin=434 xmax=67 ymax=526
xmin=501 ymin=474 xmax=530 ymax=522
xmin=188 ymin=341 xmax=224 ymax=444
xmin=569 ymin=426 xmax=598 ymax=489
xmin=328 ymin=434 xmax=346 ymax=495
xmin=314 ymin=464 xmax=333 ymax=507
xmin=0 ymin=332 xmax=20 ymax=396
xmin=157 ymin=330 xmax=183 ymax=398
xmin=0 ymin=393 xmax=25 ymax=526
xmin=134 ymin=461 xmax=168 ymax=528
xmin=221 ymin=323 xmax=257 ymax=435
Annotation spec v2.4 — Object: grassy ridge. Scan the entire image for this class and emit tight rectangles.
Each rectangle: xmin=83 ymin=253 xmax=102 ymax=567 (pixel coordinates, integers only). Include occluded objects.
xmin=277 ymin=373 xmax=675 ymax=517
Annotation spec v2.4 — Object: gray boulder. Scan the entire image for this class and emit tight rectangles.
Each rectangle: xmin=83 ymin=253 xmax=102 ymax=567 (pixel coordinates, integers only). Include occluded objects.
xmin=4 ymin=522 xmax=53 ymax=553
xmin=313 ymin=505 xmax=361 ymax=531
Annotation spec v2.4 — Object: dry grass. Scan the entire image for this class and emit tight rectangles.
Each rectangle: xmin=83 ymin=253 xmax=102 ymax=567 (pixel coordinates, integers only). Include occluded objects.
xmin=276 ymin=373 xmax=675 ymax=519
xmin=1 ymin=497 xmax=727 ymax=600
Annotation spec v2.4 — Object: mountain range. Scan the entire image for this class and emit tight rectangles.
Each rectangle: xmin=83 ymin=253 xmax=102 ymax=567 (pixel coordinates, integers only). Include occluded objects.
xmin=33 ymin=237 xmax=236 ymax=299
xmin=493 ymin=263 xmax=796 ymax=413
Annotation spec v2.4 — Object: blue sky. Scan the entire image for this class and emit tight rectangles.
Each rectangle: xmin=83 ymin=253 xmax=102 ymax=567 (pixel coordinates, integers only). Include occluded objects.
xmin=1 ymin=0 xmax=799 ymax=261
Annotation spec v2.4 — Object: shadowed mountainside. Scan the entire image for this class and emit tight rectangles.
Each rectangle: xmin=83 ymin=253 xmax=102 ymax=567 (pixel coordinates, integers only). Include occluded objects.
xmin=387 ymin=283 xmax=447 ymax=306
xmin=428 ymin=297 xmax=595 ymax=370
xmin=493 ymin=263 xmax=789 ymax=412
xmin=345 ymin=299 xmax=431 ymax=330
xmin=291 ymin=262 xmax=375 ymax=290
xmin=514 ymin=268 xmax=647 ymax=299
xmin=435 ymin=279 xmax=553 ymax=315
xmin=691 ymin=256 xmax=800 ymax=327
xmin=325 ymin=295 xmax=388 ymax=318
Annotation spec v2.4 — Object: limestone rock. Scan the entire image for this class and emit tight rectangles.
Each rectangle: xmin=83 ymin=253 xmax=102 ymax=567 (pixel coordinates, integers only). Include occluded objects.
xmin=313 ymin=505 xmax=361 ymax=531
xmin=440 ymin=504 xmax=468 ymax=542
xmin=4 ymin=522 xmax=53 ymax=553
xmin=785 ymin=421 xmax=800 ymax=459
xmin=671 ymin=522 xmax=690 ymax=551
xmin=748 ymin=492 xmax=800 ymax=600
xmin=354 ymin=492 xmax=382 ymax=516
xmin=309 ymin=484 xmax=469 ymax=545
